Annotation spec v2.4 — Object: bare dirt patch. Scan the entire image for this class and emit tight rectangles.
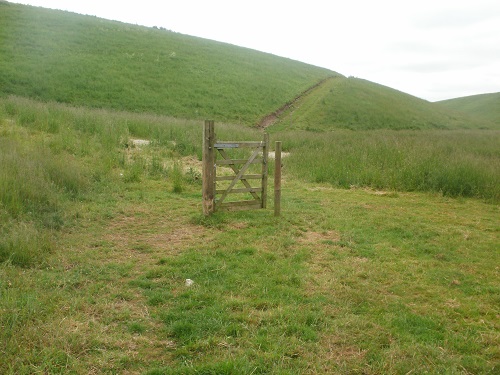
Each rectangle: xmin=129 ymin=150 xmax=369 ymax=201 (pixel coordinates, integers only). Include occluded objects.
xmin=298 ymin=230 xmax=341 ymax=245
xmin=104 ymin=213 xmax=207 ymax=259
xmin=130 ymin=138 xmax=151 ymax=147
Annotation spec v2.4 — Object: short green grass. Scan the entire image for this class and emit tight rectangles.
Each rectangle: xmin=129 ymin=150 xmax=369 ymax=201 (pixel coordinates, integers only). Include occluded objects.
xmin=2 ymin=173 xmax=498 ymax=374
xmin=1 ymin=97 xmax=499 ymax=374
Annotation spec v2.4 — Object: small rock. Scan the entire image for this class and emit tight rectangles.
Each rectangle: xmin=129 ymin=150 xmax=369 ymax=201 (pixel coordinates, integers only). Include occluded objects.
xmin=185 ymin=279 xmax=194 ymax=287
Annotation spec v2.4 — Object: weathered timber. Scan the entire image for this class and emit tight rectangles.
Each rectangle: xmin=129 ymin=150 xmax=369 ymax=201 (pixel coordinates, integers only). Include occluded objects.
xmin=202 ymin=120 xmax=215 ymax=215
xmin=216 ymin=158 xmax=263 ymax=165
xmin=216 ymin=174 xmax=262 ymax=181
xmin=217 ymin=200 xmax=263 ymax=212
xmin=216 ymin=187 xmax=263 ymax=194
xmin=201 ymin=121 xmax=280 ymax=215
xmin=214 ymin=141 xmax=264 ymax=148
xmin=216 ymin=148 xmax=260 ymax=206
xmin=216 ymin=148 xmax=261 ymax=201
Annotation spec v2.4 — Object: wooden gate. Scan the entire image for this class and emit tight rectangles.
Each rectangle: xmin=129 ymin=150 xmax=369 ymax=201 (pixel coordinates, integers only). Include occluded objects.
xmin=203 ymin=120 xmax=270 ymax=215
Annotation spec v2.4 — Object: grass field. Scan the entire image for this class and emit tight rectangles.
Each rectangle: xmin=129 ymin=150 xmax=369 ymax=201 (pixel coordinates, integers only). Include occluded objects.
xmin=1 ymin=97 xmax=499 ymax=374
xmin=3 ymin=178 xmax=499 ymax=374
xmin=3 ymin=2 xmax=498 ymax=132
xmin=1 ymin=3 xmax=499 ymax=373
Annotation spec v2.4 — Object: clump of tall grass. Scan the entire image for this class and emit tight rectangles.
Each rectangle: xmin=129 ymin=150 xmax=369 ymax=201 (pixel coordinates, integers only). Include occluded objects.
xmin=122 ymin=156 xmax=145 ymax=183
xmin=0 ymin=138 xmax=90 ymax=217
xmin=281 ymin=130 xmax=500 ymax=202
xmin=0 ymin=222 xmax=53 ymax=267
xmin=0 ymin=136 xmax=89 ymax=266
xmin=0 ymin=96 xmax=260 ymax=266
xmin=171 ymin=160 xmax=184 ymax=193
xmin=1 ymin=139 xmax=58 ymax=218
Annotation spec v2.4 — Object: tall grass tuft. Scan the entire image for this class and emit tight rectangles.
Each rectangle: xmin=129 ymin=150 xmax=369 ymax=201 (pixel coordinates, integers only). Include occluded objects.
xmin=0 ymin=139 xmax=59 ymax=218
xmin=0 ymin=222 xmax=53 ymax=267
xmin=281 ymin=130 xmax=500 ymax=202
xmin=123 ymin=156 xmax=145 ymax=183
xmin=171 ymin=160 xmax=184 ymax=193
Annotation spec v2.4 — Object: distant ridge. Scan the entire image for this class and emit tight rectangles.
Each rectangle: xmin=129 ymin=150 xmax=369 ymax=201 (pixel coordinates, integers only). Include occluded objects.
xmin=268 ymin=77 xmax=497 ymax=131
xmin=437 ymin=92 xmax=500 ymax=126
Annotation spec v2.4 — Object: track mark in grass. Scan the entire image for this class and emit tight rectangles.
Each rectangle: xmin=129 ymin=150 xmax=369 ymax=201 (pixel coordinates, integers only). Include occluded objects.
xmin=298 ymin=230 xmax=341 ymax=245
xmin=104 ymin=211 xmax=209 ymax=261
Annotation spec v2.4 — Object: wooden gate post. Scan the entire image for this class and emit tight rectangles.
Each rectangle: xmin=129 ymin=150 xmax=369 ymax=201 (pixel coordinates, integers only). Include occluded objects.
xmin=202 ymin=120 xmax=215 ymax=215
xmin=274 ymin=141 xmax=282 ymax=217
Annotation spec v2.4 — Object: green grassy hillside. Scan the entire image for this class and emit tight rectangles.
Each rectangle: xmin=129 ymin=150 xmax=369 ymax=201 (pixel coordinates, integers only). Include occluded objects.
xmin=270 ymin=77 xmax=495 ymax=131
xmin=3 ymin=2 xmax=495 ymax=131
xmin=438 ymin=92 xmax=500 ymax=126
xmin=0 ymin=1 xmax=335 ymax=125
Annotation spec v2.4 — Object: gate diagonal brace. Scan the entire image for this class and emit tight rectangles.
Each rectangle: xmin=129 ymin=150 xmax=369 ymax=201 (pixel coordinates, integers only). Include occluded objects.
xmin=216 ymin=148 xmax=261 ymax=201
xmin=216 ymin=148 xmax=261 ymax=206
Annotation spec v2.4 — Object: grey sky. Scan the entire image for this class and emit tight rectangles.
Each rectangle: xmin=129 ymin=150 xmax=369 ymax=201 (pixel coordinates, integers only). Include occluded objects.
xmin=8 ymin=0 xmax=500 ymax=101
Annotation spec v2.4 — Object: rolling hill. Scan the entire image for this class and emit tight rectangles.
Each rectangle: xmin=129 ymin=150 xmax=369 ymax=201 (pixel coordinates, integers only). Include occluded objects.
xmin=267 ymin=77 xmax=496 ymax=131
xmin=0 ymin=1 xmax=335 ymax=125
xmin=0 ymin=1 xmax=497 ymax=130
xmin=437 ymin=92 xmax=500 ymax=126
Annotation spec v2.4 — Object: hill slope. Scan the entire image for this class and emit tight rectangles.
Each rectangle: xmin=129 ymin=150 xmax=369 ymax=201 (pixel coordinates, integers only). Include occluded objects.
xmin=437 ymin=92 xmax=500 ymax=126
xmin=269 ymin=77 xmax=495 ymax=131
xmin=1 ymin=2 xmax=496 ymax=131
xmin=0 ymin=1 xmax=336 ymax=125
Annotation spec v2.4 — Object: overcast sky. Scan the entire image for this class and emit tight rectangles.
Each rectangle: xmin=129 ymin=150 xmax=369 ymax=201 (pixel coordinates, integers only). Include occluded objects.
xmin=8 ymin=0 xmax=500 ymax=101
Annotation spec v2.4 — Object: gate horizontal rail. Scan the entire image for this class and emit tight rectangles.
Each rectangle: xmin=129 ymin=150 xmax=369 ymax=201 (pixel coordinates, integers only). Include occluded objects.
xmin=216 ymin=158 xmax=263 ymax=165
xmin=214 ymin=142 xmax=264 ymax=148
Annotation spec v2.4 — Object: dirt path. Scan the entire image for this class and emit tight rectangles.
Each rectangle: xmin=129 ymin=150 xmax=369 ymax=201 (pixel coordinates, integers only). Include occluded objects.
xmin=256 ymin=76 xmax=336 ymax=129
